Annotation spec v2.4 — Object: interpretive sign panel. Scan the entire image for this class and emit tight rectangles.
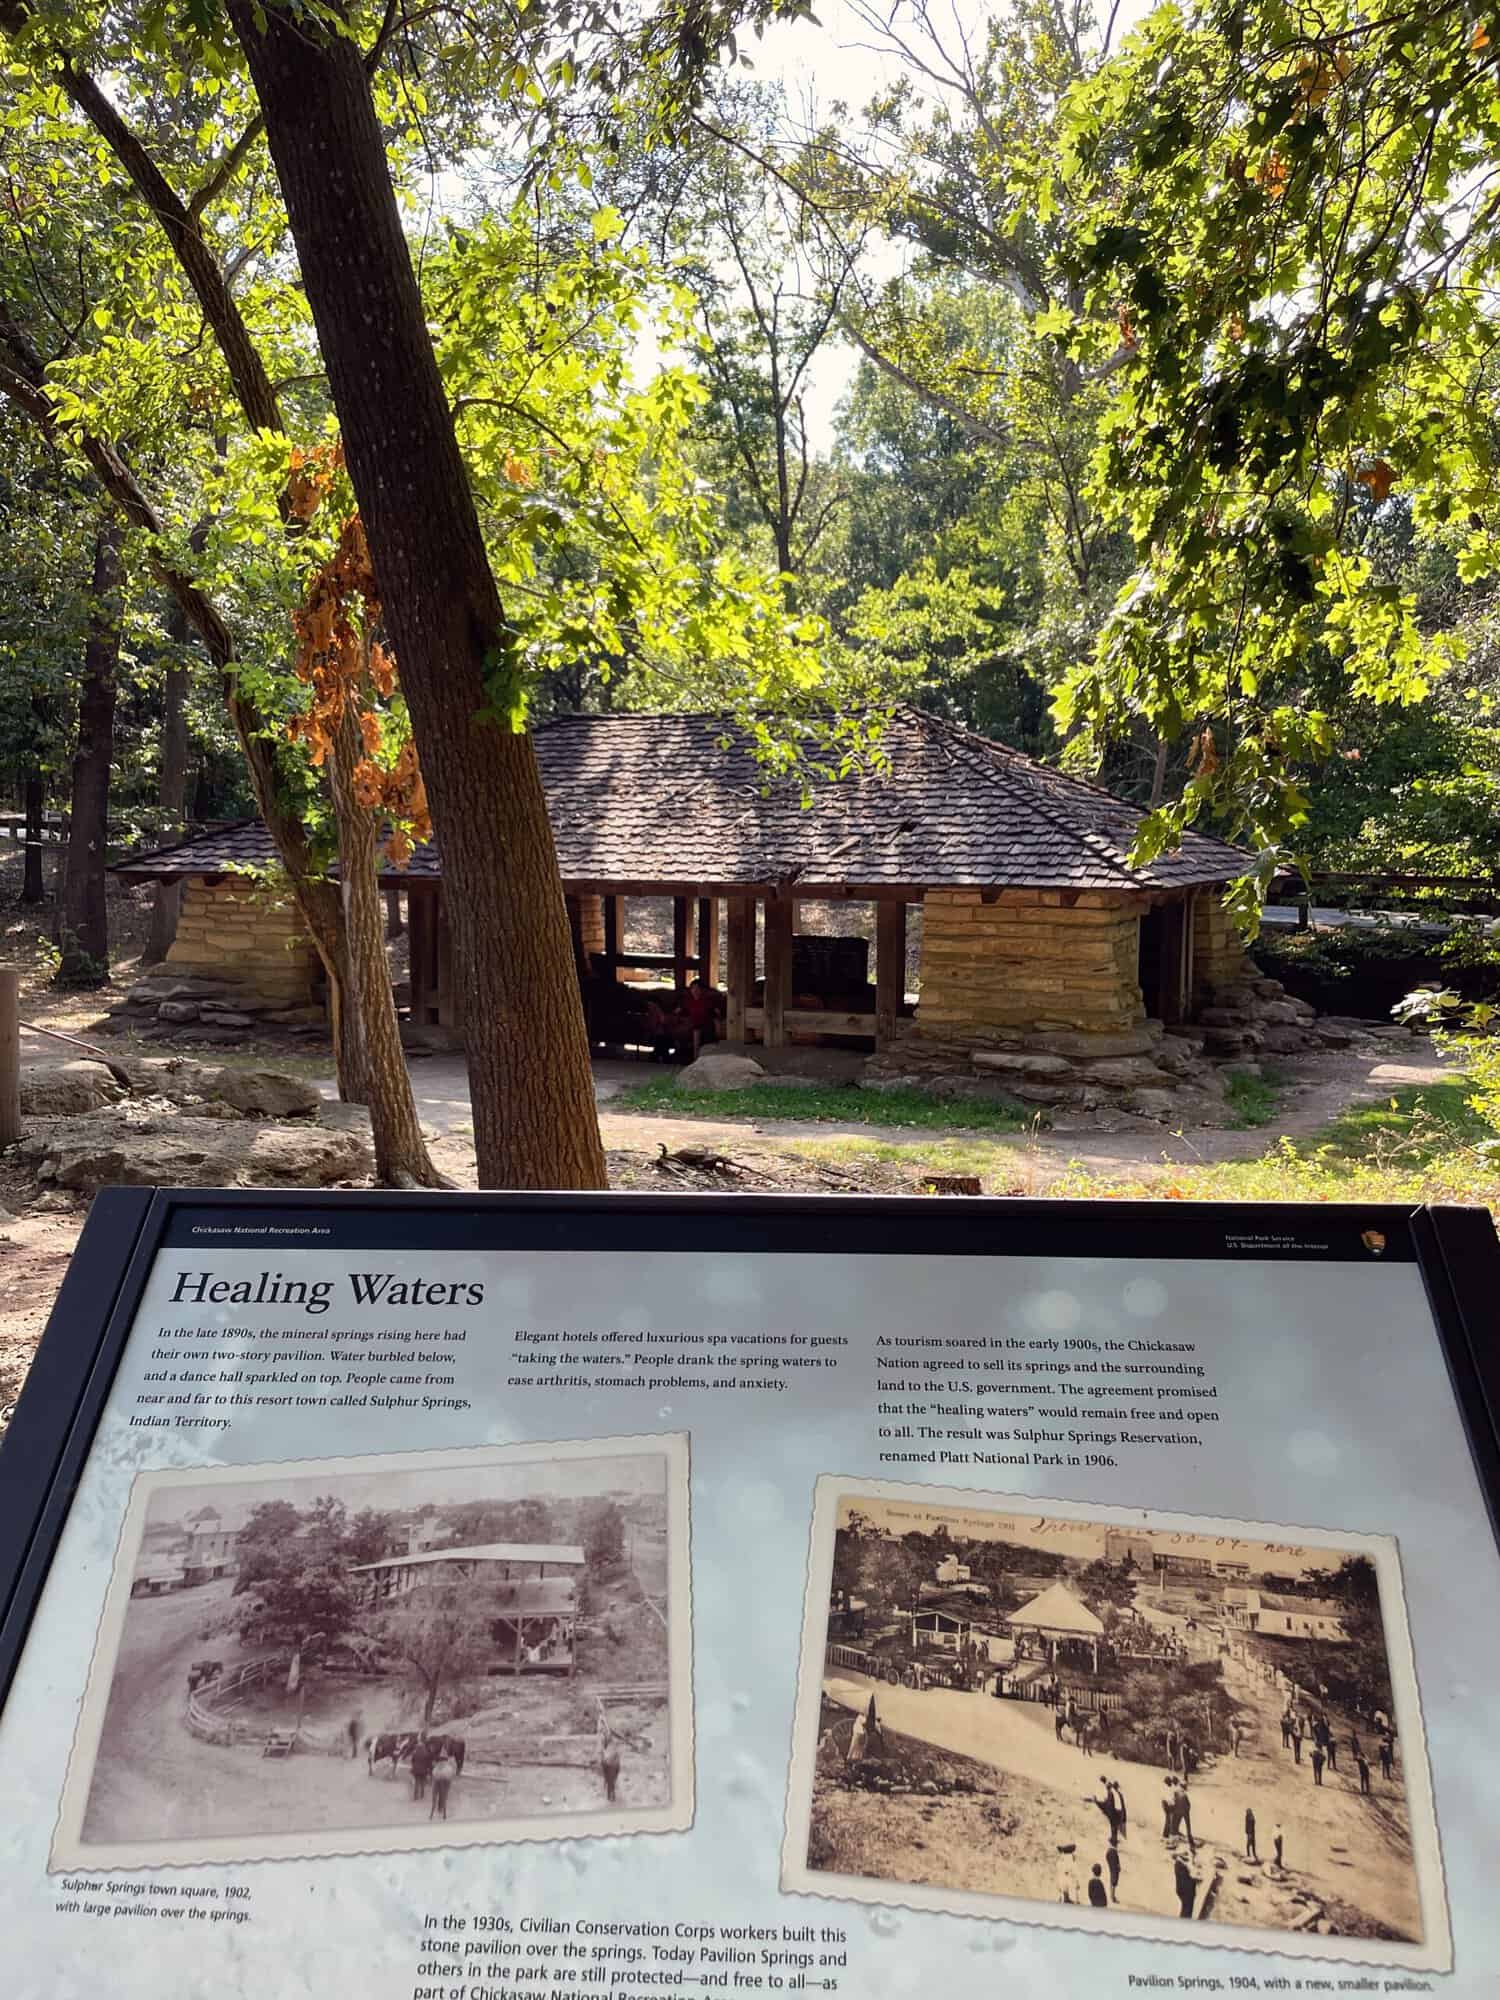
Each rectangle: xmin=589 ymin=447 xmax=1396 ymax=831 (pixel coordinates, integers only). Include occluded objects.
xmin=0 ymin=1189 xmax=1496 ymax=2000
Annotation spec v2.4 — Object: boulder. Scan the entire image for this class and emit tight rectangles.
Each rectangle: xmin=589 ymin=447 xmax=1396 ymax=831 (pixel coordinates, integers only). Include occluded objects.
xmin=676 ymin=1053 xmax=766 ymax=1092
xmin=1152 ymin=1040 xmax=1202 ymax=1078
xmin=16 ymin=1108 xmax=371 ymax=1195
xmin=19 ymin=1061 xmax=126 ymax=1118
xmin=971 ymin=1051 xmax=1075 ymax=1077
xmin=1126 ymin=1089 xmax=1179 ymax=1121
xmin=1314 ymin=1022 xmax=1356 ymax=1048
xmin=1080 ymin=1056 xmax=1174 ymax=1088
xmin=197 ymin=1066 xmax=322 ymax=1119
xmin=1011 ymin=1027 xmax=1158 ymax=1060
xmin=198 ymin=1009 xmax=256 ymax=1028
xmin=1258 ymin=1025 xmax=1315 ymax=1056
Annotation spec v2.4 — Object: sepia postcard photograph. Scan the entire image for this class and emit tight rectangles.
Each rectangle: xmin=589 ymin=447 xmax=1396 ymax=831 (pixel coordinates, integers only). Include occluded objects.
xmin=53 ymin=1433 xmax=692 ymax=1867
xmin=782 ymin=1478 xmax=1449 ymax=1970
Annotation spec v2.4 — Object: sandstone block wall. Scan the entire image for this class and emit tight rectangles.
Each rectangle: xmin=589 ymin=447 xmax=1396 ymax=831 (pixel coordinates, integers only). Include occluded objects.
xmin=165 ymin=877 xmax=321 ymax=1006
xmin=1192 ymin=890 xmax=1253 ymax=1000
xmin=914 ymin=889 xmax=1148 ymax=1039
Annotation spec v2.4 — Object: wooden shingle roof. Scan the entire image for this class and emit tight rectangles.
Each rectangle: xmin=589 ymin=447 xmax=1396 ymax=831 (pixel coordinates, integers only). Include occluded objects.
xmin=114 ymin=707 xmax=1244 ymax=895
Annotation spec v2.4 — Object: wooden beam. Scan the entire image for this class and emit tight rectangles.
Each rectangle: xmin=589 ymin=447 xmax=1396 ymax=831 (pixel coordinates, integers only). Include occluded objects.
xmin=875 ymin=898 xmax=907 ymax=1050
xmin=384 ymin=887 xmax=403 ymax=937
xmin=697 ymin=896 xmax=720 ymax=986
xmin=763 ymin=896 xmax=792 ymax=1048
xmin=407 ymin=889 xmax=435 ymax=1024
xmin=603 ymin=895 xmax=623 ymax=972
xmin=726 ymin=896 xmax=753 ymax=1044
xmin=672 ymin=895 xmax=690 ymax=989
xmin=745 ymin=1007 xmax=876 ymax=1038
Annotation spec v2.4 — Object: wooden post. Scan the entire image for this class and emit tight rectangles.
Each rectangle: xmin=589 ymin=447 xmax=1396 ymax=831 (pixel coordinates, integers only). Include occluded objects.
xmin=726 ymin=896 xmax=753 ymax=1044
xmin=875 ymin=899 xmax=907 ymax=1050
xmin=672 ymin=895 xmax=690 ymax=989
xmin=384 ymin=887 xmax=403 ymax=937
xmin=0 ymin=968 xmax=18 ymax=1147
xmin=697 ymin=897 xmax=720 ymax=986
xmin=763 ymin=895 xmax=792 ymax=1049
xmin=604 ymin=895 xmax=623 ymax=974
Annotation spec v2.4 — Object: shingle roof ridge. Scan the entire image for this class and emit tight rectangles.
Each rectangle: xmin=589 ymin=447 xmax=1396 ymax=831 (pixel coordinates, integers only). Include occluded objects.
xmin=908 ymin=706 xmax=1243 ymax=875
xmin=114 ymin=816 xmax=265 ymax=869
xmin=898 ymin=706 xmax=1146 ymax=890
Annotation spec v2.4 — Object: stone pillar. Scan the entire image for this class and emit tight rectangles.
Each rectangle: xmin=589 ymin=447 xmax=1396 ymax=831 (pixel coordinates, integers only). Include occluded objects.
xmin=1190 ymin=889 xmax=1253 ymax=1007
xmin=914 ymin=889 xmax=1148 ymax=1043
xmin=158 ymin=876 xmax=322 ymax=1020
xmin=574 ymin=893 xmax=606 ymax=965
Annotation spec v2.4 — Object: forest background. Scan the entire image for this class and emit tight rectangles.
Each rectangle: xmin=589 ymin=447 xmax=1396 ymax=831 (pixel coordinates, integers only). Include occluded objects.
xmin=3 ymin=0 xmax=1500 ymax=1200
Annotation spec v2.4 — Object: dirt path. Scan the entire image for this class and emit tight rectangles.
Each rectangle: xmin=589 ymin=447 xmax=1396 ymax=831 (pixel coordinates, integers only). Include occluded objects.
xmin=824 ymin=1661 xmax=1421 ymax=1941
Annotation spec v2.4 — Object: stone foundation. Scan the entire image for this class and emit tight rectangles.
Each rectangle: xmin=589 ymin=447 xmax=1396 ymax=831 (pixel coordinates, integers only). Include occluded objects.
xmin=112 ymin=876 xmax=325 ymax=1038
xmin=863 ymin=885 xmax=1329 ymax=1125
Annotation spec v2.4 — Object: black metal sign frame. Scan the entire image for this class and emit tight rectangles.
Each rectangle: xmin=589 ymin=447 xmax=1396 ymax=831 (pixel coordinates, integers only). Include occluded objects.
xmin=0 ymin=1187 xmax=1496 ymax=1714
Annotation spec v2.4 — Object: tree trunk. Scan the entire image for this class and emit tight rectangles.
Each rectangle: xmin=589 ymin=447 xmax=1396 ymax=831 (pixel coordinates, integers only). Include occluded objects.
xmin=56 ymin=516 xmax=122 ymax=986
xmin=0 ymin=302 xmax=370 ymax=1101
xmin=229 ymin=1 xmax=605 ymax=1190
xmin=21 ymin=766 xmax=45 ymax=903
xmin=143 ymin=654 xmax=190 ymax=964
xmin=328 ymin=704 xmax=441 ymax=1184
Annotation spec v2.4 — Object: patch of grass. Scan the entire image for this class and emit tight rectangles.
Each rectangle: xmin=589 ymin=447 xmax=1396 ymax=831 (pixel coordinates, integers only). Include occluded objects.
xmin=1223 ymin=1066 xmax=1286 ymax=1128
xmin=1313 ymin=1077 xmax=1487 ymax=1166
xmin=610 ymin=1075 xmax=1029 ymax=1133
xmin=770 ymin=1076 xmax=1500 ymax=1213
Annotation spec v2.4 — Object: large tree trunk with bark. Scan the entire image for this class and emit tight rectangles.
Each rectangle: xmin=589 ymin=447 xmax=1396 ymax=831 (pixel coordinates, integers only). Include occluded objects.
xmin=21 ymin=765 xmax=46 ymax=903
xmin=229 ymin=2 xmax=606 ymax=1190
xmin=328 ymin=705 xmax=442 ymax=1184
xmin=143 ymin=651 xmax=190 ymax=964
xmin=56 ymin=516 xmax=122 ymax=986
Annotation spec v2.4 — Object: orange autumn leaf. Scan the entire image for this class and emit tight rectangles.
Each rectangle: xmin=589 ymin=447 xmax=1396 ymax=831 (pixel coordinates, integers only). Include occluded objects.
xmin=1187 ymin=725 xmax=1220 ymax=777
xmin=503 ymin=453 xmax=535 ymax=488
xmin=1356 ymin=458 xmax=1397 ymax=502
xmin=1117 ymin=303 xmax=1138 ymax=350
xmin=1256 ymin=152 xmax=1290 ymax=198
xmin=360 ymin=711 xmax=383 ymax=757
xmin=1473 ymin=20 xmax=1491 ymax=47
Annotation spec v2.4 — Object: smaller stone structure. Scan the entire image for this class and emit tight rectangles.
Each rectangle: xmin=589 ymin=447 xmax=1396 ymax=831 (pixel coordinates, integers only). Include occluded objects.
xmin=112 ymin=875 xmax=325 ymax=1036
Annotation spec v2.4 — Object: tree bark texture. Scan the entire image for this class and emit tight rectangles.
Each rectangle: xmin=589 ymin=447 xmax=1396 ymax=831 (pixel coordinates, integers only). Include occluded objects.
xmin=56 ymin=516 xmax=122 ymax=985
xmin=328 ymin=704 xmax=441 ymax=1184
xmin=228 ymin=3 xmax=606 ymax=1190
xmin=143 ymin=651 xmax=190 ymax=964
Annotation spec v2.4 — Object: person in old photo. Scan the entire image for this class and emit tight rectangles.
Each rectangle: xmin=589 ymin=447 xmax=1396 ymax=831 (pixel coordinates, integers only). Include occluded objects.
xmin=796 ymin=1489 xmax=1435 ymax=1962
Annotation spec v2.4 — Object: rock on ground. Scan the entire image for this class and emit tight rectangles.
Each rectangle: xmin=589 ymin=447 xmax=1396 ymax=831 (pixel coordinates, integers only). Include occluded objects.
xmin=16 ymin=1104 xmax=372 ymax=1195
xmin=676 ymin=1053 xmax=766 ymax=1092
xmin=19 ymin=1061 xmax=127 ymax=1118
xmin=122 ymin=1058 xmax=322 ymax=1119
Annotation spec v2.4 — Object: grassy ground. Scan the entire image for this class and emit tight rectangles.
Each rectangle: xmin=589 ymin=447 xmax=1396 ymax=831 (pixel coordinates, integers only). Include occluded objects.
xmin=773 ymin=1076 xmax=1498 ymax=1209
xmin=613 ymin=1075 xmax=1030 ymax=1132
xmin=1222 ymin=1067 xmax=1286 ymax=1128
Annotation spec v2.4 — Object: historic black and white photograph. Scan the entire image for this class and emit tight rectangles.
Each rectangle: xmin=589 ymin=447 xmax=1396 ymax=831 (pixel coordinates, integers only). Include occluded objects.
xmin=783 ymin=1480 xmax=1448 ymax=1969
xmin=53 ymin=1434 xmax=692 ymax=1866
